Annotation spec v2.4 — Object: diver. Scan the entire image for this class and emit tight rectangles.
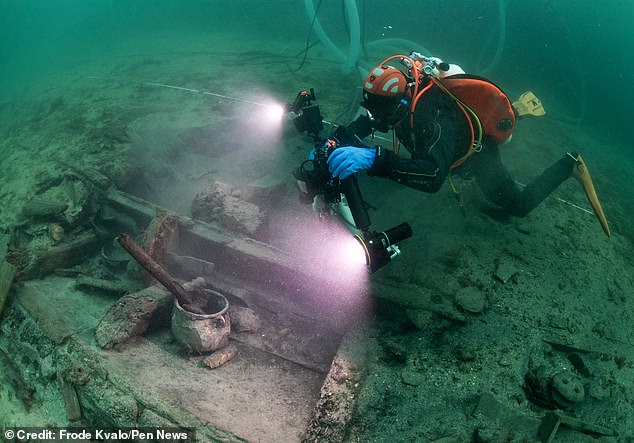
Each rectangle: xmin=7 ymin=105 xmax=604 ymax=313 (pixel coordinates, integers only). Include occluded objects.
xmin=317 ymin=53 xmax=610 ymax=237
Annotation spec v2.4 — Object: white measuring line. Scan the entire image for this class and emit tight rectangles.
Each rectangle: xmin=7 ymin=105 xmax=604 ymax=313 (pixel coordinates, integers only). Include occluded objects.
xmin=554 ymin=197 xmax=593 ymax=215
xmin=87 ymin=76 xmax=270 ymax=107
xmin=143 ymin=81 xmax=270 ymax=107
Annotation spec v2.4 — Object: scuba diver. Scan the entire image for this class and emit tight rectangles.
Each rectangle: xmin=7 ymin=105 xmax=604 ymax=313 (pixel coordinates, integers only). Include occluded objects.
xmin=315 ymin=53 xmax=610 ymax=237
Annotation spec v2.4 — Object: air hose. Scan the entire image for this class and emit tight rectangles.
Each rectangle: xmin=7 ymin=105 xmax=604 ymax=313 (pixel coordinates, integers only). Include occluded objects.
xmin=303 ymin=0 xmax=432 ymax=76
xmin=303 ymin=0 xmax=360 ymax=74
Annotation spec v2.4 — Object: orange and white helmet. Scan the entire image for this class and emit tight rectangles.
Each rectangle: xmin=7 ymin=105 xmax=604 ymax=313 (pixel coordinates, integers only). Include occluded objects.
xmin=363 ymin=65 xmax=407 ymax=97
xmin=361 ymin=65 xmax=410 ymax=129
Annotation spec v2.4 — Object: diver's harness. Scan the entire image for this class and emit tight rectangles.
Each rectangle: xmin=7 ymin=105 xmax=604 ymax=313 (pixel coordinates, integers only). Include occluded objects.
xmin=385 ymin=52 xmax=516 ymax=169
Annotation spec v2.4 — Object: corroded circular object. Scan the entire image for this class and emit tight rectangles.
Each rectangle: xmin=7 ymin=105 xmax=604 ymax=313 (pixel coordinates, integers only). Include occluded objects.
xmin=552 ymin=371 xmax=585 ymax=405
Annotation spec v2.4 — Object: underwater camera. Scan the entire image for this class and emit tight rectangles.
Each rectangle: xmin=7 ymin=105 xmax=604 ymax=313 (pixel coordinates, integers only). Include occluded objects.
xmin=293 ymin=138 xmax=340 ymax=205
xmin=286 ymin=88 xmax=323 ymax=139
xmin=289 ymin=91 xmax=413 ymax=273
xmin=293 ymin=138 xmax=413 ymax=273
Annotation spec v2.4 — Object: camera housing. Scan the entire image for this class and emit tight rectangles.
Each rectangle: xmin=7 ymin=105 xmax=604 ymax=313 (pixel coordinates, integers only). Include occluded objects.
xmin=287 ymin=88 xmax=323 ymax=140
xmin=288 ymin=88 xmax=413 ymax=273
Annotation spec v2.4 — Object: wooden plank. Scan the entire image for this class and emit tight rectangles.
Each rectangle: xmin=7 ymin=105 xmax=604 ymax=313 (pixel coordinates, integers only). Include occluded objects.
xmin=105 ymin=189 xmax=314 ymax=294
xmin=16 ymin=277 xmax=114 ymax=344
xmin=24 ymin=231 xmax=101 ymax=279
xmin=104 ymin=188 xmax=159 ymax=225
xmin=304 ymin=328 xmax=369 ymax=442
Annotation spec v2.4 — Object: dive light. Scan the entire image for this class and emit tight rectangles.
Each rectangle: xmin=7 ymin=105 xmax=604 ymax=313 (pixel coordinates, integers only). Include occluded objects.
xmin=354 ymin=223 xmax=413 ymax=273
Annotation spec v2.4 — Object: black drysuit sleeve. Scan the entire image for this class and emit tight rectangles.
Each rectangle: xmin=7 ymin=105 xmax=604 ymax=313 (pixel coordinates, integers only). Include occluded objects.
xmin=367 ymin=88 xmax=464 ymax=193
xmin=333 ymin=115 xmax=373 ymax=146
xmin=334 ymin=115 xmax=453 ymax=192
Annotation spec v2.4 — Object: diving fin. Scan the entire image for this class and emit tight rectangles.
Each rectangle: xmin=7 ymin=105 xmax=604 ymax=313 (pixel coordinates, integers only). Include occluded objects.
xmin=513 ymin=91 xmax=546 ymax=117
xmin=570 ymin=154 xmax=610 ymax=237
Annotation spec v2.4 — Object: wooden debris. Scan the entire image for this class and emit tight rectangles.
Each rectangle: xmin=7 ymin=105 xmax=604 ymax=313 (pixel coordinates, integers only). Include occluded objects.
xmin=21 ymin=198 xmax=68 ymax=218
xmin=373 ymin=280 xmax=467 ymax=322
xmin=0 ymin=348 xmax=35 ymax=410
xmin=165 ymin=252 xmax=215 ymax=280
xmin=95 ymin=286 xmax=173 ymax=349
xmin=537 ymin=411 xmax=614 ymax=443
xmin=105 ymin=189 xmax=309 ymax=290
xmin=146 ymin=213 xmax=179 ymax=264
xmin=202 ymin=344 xmax=238 ymax=369
xmin=557 ymin=412 xmax=614 ymax=436
xmin=57 ymin=373 xmax=82 ymax=422
xmin=23 ymin=231 xmax=100 ymax=279
xmin=537 ymin=412 xmax=561 ymax=443
xmin=55 ymin=161 xmax=112 ymax=189
xmin=75 ymin=276 xmax=130 ymax=297
xmin=303 ymin=329 xmax=368 ymax=442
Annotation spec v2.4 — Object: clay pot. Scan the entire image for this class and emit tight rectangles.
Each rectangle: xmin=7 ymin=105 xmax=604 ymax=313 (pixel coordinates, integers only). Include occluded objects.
xmin=171 ymin=289 xmax=230 ymax=353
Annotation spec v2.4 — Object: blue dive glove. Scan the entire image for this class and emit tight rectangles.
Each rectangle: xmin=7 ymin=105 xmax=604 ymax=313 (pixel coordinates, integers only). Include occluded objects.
xmin=327 ymin=146 xmax=376 ymax=180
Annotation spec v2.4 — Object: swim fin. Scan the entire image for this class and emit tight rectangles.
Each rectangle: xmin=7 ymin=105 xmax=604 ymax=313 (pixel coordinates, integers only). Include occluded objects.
xmin=571 ymin=154 xmax=610 ymax=237
xmin=513 ymin=91 xmax=546 ymax=117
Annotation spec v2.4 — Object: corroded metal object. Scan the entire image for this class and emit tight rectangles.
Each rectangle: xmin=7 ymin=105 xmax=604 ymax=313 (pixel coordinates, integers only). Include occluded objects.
xmin=117 ymin=233 xmax=198 ymax=312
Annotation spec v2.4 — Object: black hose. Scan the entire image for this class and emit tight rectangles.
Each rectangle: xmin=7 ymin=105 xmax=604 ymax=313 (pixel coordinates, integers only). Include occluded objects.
xmin=293 ymin=0 xmax=325 ymax=72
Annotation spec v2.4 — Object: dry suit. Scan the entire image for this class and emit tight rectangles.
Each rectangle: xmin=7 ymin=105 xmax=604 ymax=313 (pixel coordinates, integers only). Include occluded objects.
xmin=335 ymin=83 xmax=577 ymax=218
